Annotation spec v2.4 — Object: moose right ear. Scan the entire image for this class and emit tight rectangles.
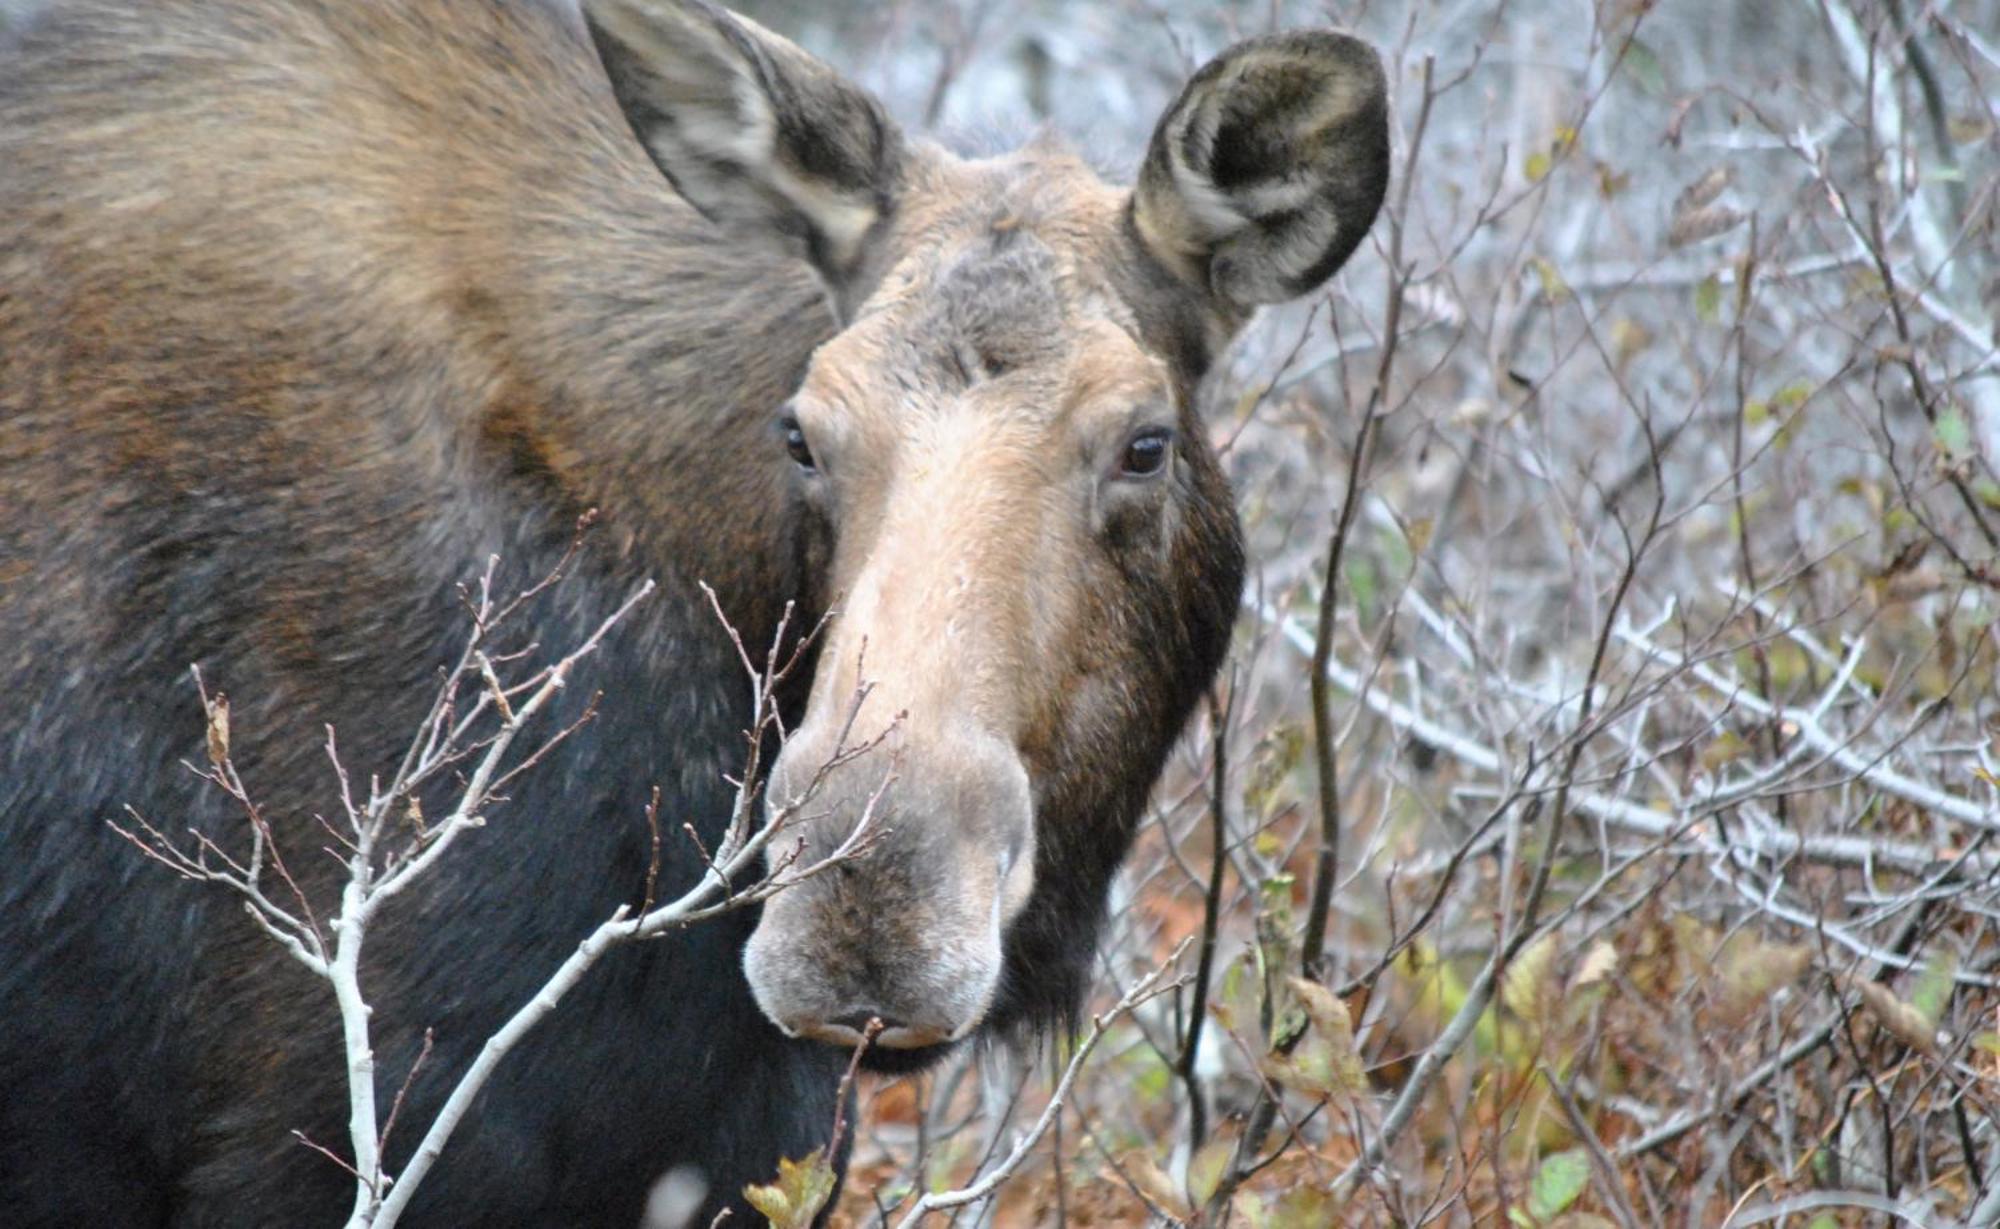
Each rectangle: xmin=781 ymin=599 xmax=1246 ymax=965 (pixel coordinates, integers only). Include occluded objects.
xmin=1132 ymin=30 xmax=1389 ymax=312
xmin=583 ymin=0 xmax=902 ymax=279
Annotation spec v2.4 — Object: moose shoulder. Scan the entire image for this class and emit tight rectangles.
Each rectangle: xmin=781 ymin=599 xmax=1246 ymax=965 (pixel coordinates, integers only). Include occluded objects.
xmin=0 ymin=1 xmax=1387 ymax=1224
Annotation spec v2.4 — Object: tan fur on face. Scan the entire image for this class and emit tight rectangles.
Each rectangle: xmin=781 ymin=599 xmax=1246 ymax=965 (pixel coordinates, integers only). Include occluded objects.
xmin=744 ymin=151 xmax=1205 ymax=1044
xmin=788 ymin=164 xmax=1175 ymax=755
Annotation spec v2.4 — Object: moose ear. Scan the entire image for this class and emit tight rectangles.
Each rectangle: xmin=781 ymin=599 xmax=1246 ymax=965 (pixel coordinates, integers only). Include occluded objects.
xmin=1132 ymin=31 xmax=1389 ymax=311
xmin=583 ymin=0 xmax=901 ymax=277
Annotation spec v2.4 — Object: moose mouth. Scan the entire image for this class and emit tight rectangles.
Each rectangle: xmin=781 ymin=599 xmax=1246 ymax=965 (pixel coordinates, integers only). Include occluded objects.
xmin=788 ymin=1018 xmax=970 ymax=1050
xmin=777 ymin=1010 xmax=979 ymax=1074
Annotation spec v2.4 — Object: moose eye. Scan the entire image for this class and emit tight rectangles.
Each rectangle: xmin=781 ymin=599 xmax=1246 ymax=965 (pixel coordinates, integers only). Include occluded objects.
xmin=1117 ymin=426 xmax=1173 ymax=478
xmin=778 ymin=413 xmax=816 ymax=472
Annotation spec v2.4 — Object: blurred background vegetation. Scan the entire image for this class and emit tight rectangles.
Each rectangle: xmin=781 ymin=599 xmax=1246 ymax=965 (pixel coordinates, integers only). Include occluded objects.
xmin=714 ymin=0 xmax=2000 ymax=1225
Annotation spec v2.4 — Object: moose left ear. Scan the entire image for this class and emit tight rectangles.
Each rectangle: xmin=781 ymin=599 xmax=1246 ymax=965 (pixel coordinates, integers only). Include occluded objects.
xmin=1132 ymin=31 xmax=1389 ymax=311
xmin=583 ymin=0 xmax=901 ymax=279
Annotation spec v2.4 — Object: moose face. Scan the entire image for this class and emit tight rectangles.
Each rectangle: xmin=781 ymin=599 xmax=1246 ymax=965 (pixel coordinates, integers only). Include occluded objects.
xmin=584 ymin=0 xmax=1388 ymax=1062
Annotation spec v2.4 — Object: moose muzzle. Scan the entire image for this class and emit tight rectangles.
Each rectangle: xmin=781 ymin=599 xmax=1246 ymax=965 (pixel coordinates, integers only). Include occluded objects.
xmin=744 ymin=725 xmax=1036 ymax=1052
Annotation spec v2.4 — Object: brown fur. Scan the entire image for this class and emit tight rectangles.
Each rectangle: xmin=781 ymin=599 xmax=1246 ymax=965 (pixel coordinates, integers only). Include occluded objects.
xmin=0 ymin=1 xmax=1386 ymax=1221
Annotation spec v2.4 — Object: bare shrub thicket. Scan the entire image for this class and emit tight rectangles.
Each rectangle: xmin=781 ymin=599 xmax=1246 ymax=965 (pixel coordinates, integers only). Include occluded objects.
xmin=712 ymin=0 xmax=2000 ymax=1224
xmin=115 ymin=524 xmax=894 ymax=1229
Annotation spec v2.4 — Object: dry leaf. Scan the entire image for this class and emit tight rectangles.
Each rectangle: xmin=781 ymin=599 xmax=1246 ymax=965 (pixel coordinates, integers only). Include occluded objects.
xmin=1668 ymin=204 xmax=1745 ymax=248
xmin=1716 ymin=937 xmax=1811 ymax=1019
xmin=742 ymin=1148 xmax=837 ymax=1229
xmin=1122 ymin=1150 xmax=1193 ymax=1220
xmin=1573 ymin=940 xmax=1618 ymax=989
xmin=1850 ymin=976 xmax=1941 ymax=1055
xmin=1675 ymin=166 xmax=1732 ymax=211
xmin=204 ymin=692 xmax=231 ymax=769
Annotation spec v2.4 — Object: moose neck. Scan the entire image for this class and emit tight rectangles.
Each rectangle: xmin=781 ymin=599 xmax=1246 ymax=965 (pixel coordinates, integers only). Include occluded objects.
xmin=457 ymin=133 xmax=841 ymax=648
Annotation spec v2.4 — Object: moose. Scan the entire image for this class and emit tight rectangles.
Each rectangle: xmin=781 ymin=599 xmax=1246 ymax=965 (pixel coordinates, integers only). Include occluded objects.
xmin=0 ymin=0 xmax=1388 ymax=1223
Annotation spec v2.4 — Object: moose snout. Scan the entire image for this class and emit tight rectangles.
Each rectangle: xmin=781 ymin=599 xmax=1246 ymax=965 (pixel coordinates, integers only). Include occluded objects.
xmin=743 ymin=731 xmax=1035 ymax=1055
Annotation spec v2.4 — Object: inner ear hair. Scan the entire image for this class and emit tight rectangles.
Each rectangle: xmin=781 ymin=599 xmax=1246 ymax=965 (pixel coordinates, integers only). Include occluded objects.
xmin=1133 ymin=30 xmax=1389 ymax=311
xmin=584 ymin=0 xmax=901 ymax=278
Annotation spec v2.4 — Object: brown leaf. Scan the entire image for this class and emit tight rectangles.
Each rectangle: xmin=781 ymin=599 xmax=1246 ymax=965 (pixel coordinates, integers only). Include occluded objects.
xmin=205 ymin=692 xmax=231 ymax=770
xmin=1572 ymin=940 xmax=1618 ymax=989
xmin=1122 ymin=1150 xmax=1193 ymax=1221
xmin=1668 ymin=204 xmax=1744 ymax=248
xmin=1715 ymin=938 xmax=1811 ymax=1020
xmin=1850 ymin=976 xmax=1941 ymax=1055
xmin=1675 ymin=166 xmax=1732 ymax=212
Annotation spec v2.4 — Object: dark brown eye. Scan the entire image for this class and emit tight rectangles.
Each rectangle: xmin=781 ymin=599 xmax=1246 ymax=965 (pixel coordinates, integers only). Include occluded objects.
xmin=778 ymin=413 xmax=816 ymax=472
xmin=1118 ymin=427 xmax=1173 ymax=478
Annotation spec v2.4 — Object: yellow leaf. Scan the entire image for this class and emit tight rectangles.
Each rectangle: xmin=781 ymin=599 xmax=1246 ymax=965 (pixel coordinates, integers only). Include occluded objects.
xmin=1503 ymin=933 xmax=1559 ymax=1028
xmin=1268 ymin=1185 xmax=1340 ymax=1229
xmin=1610 ymin=316 xmax=1650 ymax=368
xmin=1699 ymin=729 xmax=1750 ymax=773
xmin=1279 ymin=976 xmax=1367 ymax=1094
xmin=1532 ymin=257 xmax=1569 ymax=302
xmin=742 ymin=1149 xmax=838 ymax=1229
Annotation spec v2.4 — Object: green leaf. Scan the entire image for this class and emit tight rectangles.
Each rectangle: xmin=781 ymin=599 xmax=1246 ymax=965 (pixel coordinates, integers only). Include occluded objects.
xmin=1129 ymin=1045 xmax=1173 ymax=1100
xmin=1186 ymin=1138 xmax=1235 ymax=1207
xmin=1694 ymin=274 xmax=1722 ymax=324
xmin=1910 ymin=948 xmax=1958 ymax=1027
xmin=1527 ymin=1148 xmax=1591 ymax=1220
xmin=1258 ymin=874 xmax=1296 ymax=937
xmin=1935 ymin=406 xmax=1972 ymax=456
xmin=1342 ymin=555 xmax=1378 ymax=620
xmin=743 ymin=1149 xmax=838 ymax=1229
xmin=1623 ymin=39 xmax=1666 ymax=94
xmin=1378 ymin=521 xmax=1415 ymax=579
